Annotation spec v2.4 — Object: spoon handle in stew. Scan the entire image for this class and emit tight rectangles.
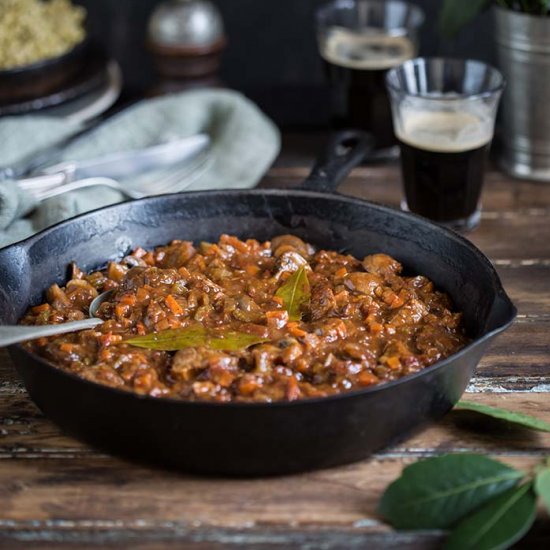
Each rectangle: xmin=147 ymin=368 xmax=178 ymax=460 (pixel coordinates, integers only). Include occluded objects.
xmin=0 ymin=318 xmax=103 ymax=347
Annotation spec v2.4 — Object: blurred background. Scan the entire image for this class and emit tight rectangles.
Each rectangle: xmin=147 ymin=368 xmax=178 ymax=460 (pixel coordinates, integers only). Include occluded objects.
xmin=78 ymin=0 xmax=494 ymax=127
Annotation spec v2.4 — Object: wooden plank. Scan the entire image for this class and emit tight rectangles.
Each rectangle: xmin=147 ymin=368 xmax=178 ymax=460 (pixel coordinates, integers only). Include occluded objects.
xmin=0 ymin=527 xmax=447 ymax=550
xmin=467 ymin=217 xmax=550 ymax=260
xmin=1 ymin=523 xmax=548 ymax=549
xmin=0 ymin=456 xmax=544 ymax=526
xmin=476 ymin=322 xmax=550 ymax=379
xmin=1 ymin=393 xmax=550 ymax=459
xmin=263 ymin=166 xmax=550 ymax=212
xmin=497 ymin=265 xmax=550 ymax=316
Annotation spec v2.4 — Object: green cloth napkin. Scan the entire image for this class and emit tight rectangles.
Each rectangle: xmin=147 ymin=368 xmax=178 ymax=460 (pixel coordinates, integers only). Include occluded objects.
xmin=0 ymin=89 xmax=280 ymax=248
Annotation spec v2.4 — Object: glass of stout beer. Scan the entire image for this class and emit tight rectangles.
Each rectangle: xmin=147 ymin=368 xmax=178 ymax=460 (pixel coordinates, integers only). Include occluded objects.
xmin=386 ymin=58 xmax=505 ymax=231
xmin=316 ymin=0 xmax=424 ymax=154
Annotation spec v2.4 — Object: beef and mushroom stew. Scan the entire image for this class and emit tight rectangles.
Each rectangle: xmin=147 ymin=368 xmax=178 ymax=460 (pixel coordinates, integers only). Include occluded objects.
xmin=21 ymin=234 xmax=469 ymax=402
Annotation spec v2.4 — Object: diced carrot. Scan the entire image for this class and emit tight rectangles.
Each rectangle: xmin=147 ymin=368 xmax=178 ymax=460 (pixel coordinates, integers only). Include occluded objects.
xmin=59 ymin=343 xmax=75 ymax=353
xmin=136 ymin=287 xmax=150 ymax=302
xmin=368 ymin=321 xmax=384 ymax=334
xmin=265 ymin=310 xmax=282 ymax=318
xmin=165 ymin=294 xmax=183 ymax=315
xmin=334 ymin=267 xmax=347 ymax=278
xmin=119 ymin=294 xmax=137 ymax=306
xmin=115 ymin=304 xmax=127 ymax=318
xmin=238 ymin=378 xmax=259 ymax=395
xmin=207 ymin=244 xmax=224 ymax=257
xmin=178 ymin=266 xmax=191 ymax=279
xmin=223 ymin=235 xmax=249 ymax=253
xmin=245 ymin=264 xmax=260 ymax=276
xmin=31 ymin=303 xmax=50 ymax=314
xmin=272 ymin=296 xmax=284 ymax=306
xmin=99 ymin=333 xmax=113 ymax=346
xmin=136 ymin=322 xmax=146 ymax=335
xmin=286 ymin=376 xmax=301 ymax=401
xmin=287 ymin=322 xmax=307 ymax=338
xmin=143 ymin=252 xmax=155 ymax=265
xmin=357 ymin=371 xmax=379 ymax=386
xmin=386 ymin=356 xmax=401 ymax=370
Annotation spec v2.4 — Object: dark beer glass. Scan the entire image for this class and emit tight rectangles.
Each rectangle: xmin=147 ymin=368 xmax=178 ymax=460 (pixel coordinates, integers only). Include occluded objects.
xmin=386 ymin=58 xmax=504 ymax=231
xmin=316 ymin=0 xmax=424 ymax=153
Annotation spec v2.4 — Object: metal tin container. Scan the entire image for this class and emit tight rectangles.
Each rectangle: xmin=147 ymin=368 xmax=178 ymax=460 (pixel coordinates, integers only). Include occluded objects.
xmin=495 ymin=6 xmax=550 ymax=181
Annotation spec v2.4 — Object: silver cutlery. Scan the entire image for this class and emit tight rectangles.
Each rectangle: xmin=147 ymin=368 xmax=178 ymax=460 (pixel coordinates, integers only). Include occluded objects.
xmin=16 ymin=133 xmax=210 ymax=195
xmin=0 ymin=289 xmax=114 ymax=347
xmin=27 ymin=146 xmax=213 ymax=202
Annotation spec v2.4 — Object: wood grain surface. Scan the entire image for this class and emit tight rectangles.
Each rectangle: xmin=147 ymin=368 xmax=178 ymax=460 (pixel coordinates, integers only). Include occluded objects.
xmin=1 ymin=136 xmax=549 ymax=548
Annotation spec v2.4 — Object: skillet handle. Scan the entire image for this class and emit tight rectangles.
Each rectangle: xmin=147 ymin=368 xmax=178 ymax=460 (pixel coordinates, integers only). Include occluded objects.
xmin=298 ymin=130 xmax=374 ymax=193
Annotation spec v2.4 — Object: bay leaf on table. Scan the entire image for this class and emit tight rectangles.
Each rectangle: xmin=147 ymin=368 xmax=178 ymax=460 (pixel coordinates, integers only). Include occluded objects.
xmin=377 ymin=454 xmax=524 ymax=529
xmin=456 ymin=400 xmax=550 ymax=433
xmin=535 ymin=466 xmax=550 ymax=516
xmin=444 ymin=482 xmax=536 ymax=550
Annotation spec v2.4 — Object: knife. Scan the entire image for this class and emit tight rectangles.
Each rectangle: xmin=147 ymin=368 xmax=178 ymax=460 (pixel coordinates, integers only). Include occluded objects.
xmin=17 ymin=133 xmax=211 ymax=191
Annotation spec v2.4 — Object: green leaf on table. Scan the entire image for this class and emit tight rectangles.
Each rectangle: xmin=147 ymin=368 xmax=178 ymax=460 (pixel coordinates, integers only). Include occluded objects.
xmin=456 ymin=400 xmax=550 ymax=432
xmin=535 ymin=467 xmax=550 ymax=516
xmin=438 ymin=0 xmax=490 ymax=37
xmin=126 ymin=325 xmax=268 ymax=351
xmin=275 ymin=265 xmax=310 ymax=321
xmin=377 ymin=454 xmax=523 ymax=529
xmin=445 ymin=482 xmax=536 ymax=550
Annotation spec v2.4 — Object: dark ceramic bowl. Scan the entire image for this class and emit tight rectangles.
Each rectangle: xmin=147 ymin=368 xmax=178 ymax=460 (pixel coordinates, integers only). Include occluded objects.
xmin=0 ymin=38 xmax=91 ymax=104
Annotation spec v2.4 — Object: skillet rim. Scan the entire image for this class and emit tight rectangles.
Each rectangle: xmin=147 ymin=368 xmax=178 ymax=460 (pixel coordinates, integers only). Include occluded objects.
xmin=3 ymin=188 xmax=517 ymax=409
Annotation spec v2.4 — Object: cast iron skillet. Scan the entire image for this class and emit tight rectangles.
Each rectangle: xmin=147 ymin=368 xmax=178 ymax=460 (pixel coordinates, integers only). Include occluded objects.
xmin=0 ymin=131 xmax=516 ymax=476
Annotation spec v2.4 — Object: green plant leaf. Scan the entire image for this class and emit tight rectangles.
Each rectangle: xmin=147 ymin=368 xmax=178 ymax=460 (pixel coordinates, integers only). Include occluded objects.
xmin=456 ymin=400 xmax=550 ymax=432
xmin=438 ymin=0 xmax=490 ymax=37
xmin=535 ymin=467 xmax=550 ymax=516
xmin=275 ymin=265 xmax=310 ymax=321
xmin=378 ymin=454 xmax=523 ymax=529
xmin=445 ymin=483 xmax=536 ymax=550
xmin=126 ymin=325 xmax=268 ymax=351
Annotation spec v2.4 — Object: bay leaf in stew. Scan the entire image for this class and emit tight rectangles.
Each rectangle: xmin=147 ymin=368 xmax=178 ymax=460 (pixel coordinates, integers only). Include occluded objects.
xmin=126 ymin=325 xmax=268 ymax=351
xmin=275 ymin=265 xmax=310 ymax=321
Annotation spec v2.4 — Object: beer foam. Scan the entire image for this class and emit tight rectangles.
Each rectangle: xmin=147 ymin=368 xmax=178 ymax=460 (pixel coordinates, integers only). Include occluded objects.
xmin=320 ymin=27 xmax=416 ymax=70
xmin=396 ymin=110 xmax=493 ymax=153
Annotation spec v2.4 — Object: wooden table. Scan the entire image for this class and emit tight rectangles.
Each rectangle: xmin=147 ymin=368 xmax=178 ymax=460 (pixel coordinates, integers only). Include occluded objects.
xmin=1 ymin=134 xmax=550 ymax=548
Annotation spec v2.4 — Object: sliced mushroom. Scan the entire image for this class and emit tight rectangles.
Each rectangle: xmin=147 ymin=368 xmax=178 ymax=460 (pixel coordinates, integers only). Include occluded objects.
xmin=271 ymin=235 xmax=313 ymax=258
xmin=363 ymin=253 xmax=402 ymax=276
xmin=344 ymin=272 xmax=383 ymax=295
xmin=232 ymin=294 xmax=264 ymax=323
xmin=273 ymin=250 xmax=309 ymax=279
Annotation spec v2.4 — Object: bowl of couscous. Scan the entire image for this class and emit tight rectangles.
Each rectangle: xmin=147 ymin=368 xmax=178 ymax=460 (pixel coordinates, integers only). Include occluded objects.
xmin=0 ymin=0 xmax=89 ymax=104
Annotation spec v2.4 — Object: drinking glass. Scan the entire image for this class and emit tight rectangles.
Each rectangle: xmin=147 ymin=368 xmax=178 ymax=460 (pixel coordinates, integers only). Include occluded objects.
xmin=316 ymin=0 xmax=424 ymax=153
xmin=386 ymin=58 xmax=505 ymax=231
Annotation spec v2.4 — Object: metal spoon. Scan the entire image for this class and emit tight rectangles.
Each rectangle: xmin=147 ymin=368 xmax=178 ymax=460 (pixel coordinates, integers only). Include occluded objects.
xmin=0 ymin=290 xmax=114 ymax=347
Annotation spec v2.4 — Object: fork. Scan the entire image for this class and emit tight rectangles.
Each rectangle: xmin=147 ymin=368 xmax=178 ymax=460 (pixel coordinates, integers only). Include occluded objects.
xmin=29 ymin=149 xmax=213 ymax=202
